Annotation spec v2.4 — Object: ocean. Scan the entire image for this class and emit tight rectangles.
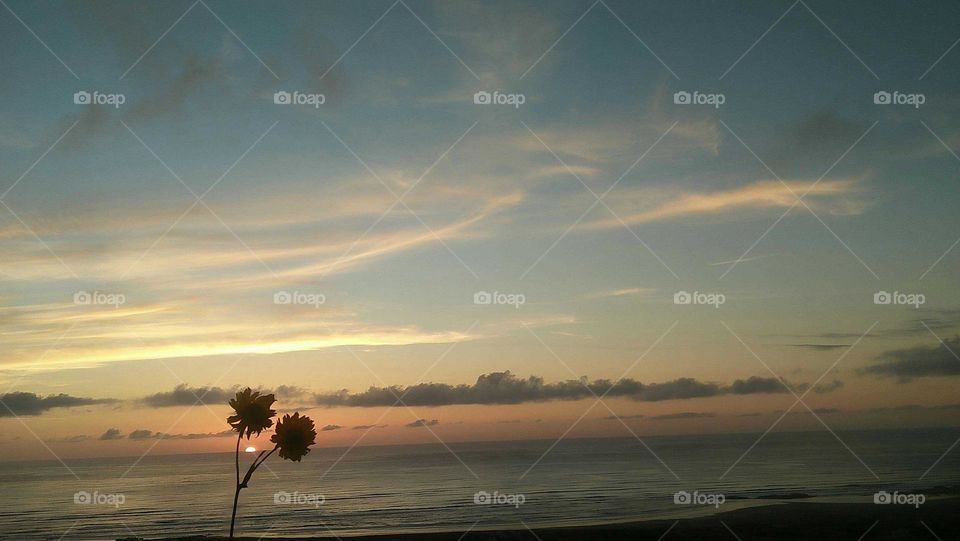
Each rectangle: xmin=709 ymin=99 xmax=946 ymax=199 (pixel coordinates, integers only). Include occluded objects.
xmin=1 ymin=428 xmax=958 ymax=540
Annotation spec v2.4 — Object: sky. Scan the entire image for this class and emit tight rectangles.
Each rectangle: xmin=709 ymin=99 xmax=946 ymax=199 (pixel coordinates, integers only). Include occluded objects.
xmin=1 ymin=0 xmax=959 ymax=461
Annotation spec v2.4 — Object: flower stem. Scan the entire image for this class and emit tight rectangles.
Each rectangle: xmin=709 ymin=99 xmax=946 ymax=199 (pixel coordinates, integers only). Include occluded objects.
xmin=230 ymin=442 xmax=278 ymax=540
xmin=229 ymin=432 xmax=242 ymax=540
xmin=241 ymin=445 xmax=278 ymax=487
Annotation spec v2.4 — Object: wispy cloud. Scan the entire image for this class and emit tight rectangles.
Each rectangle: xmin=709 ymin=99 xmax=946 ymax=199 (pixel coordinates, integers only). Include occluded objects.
xmin=602 ymin=414 xmax=644 ymax=421
xmin=405 ymin=419 xmax=439 ymax=428
xmin=0 ymin=300 xmax=479 ymax=371
xmin=649 ymin=412 xmax=714 ymax=420
xmin=787 ymin=344 xmax=851 ymax=351
xmin=582 ymin=179 xmax=864 ymax=230
xmin=583 ymin=287 xmax=654 ymax=299
xmin=708 ymin=254 xmax=776 ymax=267
xmin=351 ymin=424 xmax=386 ymax=430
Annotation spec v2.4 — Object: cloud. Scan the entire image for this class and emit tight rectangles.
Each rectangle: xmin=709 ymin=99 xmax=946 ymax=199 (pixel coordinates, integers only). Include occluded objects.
xmin=787 ymin=344 xmax=851 ymax=351
xmin=313 ymin=371 xmax=802 ymax=408
xmin=708 ymin=254 xmax=776 ymax=267
xmin=99 ymin=428 xmax=123 ymax=440
xmin=277 ymin=406 xmax=317 ymax=414
xmin=582 ymin=179 xmax=862 ymax=230
xmin=138 ymin=382 xmax=437 ymax=409
xmin=866 ymin=403 xmax=960 ymax=414
xmin=603 ymin=414 xmax=644 ymax=421
xmin=48 ymin=434 xmax=91 ymax=443
xmin=792 ymin=112 xmax=865 ymax=156
xmin=351 ymin=424 xmax=386 ymax=430
xmin=812 ymin=380 xmax=845 ymax=394
xmin=0 ymin=392 xmax=116 ymax=417
xmin=803 ymin=310 xmax=960 ymax=344
xmin=127 ymin=54 xmax=227 ymax=120
xmin=140 ymin=384 xmax=239 ymax=407
xmin=780 ymin=378 xmax=845 ymax=395
xmin=274 ymin=385 xmax=310 ymax=399
xmin=406 ymin=419 xmax=439 ymax=428
xmin=812 ymin=407 xmax=840 ymax=414
xmin=728 ymin=376 xmax=785 ymax=395
xmin=786 ymin=407 xmax=841 ymax=415
xmin=117 ymin=429 xmax=235 ymax=440
xmin=860 ymin=337 xmax=960 ymax=381
xmin=158 ymin=429 xmax=234 ymax=440
xmin=649 ymin=412 xmax=715 ymax=420
xmin=0 ymin=187 xmax=518 ymax=372
xmin=0 ymin=297 xmax=481 ymax=372
xmin=321 ymin=424 xmax=342 ymax=432
xmin=583 ymin=288 xmax=654 ymax=299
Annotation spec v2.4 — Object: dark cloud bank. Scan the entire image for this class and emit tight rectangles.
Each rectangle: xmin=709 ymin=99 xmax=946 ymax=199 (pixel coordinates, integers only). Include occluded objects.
xmin=312 ymin=371 xmax=841 ymax=408
xmin=140 ymin=384 xmax=310 ymax=408
xmin=861 ymin=337 xmax=960 ymax=381
xmin=0 ymin=392 xmax=117 ymax=417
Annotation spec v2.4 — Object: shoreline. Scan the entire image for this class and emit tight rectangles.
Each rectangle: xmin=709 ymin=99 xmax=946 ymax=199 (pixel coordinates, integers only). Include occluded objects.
xmin=144 ymin=497 xmax=960 ymax=540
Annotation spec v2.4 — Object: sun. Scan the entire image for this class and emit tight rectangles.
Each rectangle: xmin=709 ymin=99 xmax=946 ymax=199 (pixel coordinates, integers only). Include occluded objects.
xmin=244 ymin=446 xmax=256 ymax=453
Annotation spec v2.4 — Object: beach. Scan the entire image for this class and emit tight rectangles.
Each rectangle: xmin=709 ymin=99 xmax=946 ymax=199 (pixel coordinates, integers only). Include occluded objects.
xmin=146 ymin=497 xmax=959 ymax=540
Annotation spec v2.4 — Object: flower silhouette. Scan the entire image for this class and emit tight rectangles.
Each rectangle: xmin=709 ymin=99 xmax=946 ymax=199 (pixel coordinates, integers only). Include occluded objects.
xmin=271 ymin=412 xmax=317 ymax=462
xmin=227 ymin=388 xmax=276 ymax=439
xmin=227 ymin=390 xmax=315 ymax=539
